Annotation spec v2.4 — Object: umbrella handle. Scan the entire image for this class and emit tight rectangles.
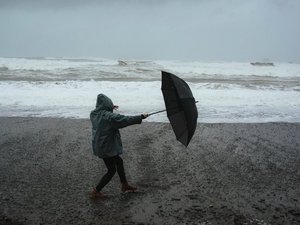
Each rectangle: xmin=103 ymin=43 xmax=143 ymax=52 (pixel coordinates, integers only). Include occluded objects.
xmin=148 ymin=109 xmax=166 ymax=116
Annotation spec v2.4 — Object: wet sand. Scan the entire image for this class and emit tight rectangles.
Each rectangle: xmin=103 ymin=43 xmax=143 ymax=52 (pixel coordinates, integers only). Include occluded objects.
xmin=0 ymin=117 xmax=299 ymax=225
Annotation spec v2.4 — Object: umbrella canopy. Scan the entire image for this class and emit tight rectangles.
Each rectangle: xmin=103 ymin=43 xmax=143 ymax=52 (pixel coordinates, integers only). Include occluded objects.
xmin=161 ymin=71 xmax=198 ymax=147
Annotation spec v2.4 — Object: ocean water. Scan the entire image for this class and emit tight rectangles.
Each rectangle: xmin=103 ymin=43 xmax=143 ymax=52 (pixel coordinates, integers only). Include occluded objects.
xmin=0 ymin=57 xmax=300 ymax=122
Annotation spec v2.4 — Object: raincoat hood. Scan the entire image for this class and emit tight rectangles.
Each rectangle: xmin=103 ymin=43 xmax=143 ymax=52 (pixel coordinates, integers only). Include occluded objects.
xmin=95 ymin=94 xmax=114 ymax=112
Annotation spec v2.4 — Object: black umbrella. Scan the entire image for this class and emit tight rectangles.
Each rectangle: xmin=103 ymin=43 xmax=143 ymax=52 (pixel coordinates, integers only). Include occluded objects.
xmin=149 ymin=71 xmax=198 ymax=147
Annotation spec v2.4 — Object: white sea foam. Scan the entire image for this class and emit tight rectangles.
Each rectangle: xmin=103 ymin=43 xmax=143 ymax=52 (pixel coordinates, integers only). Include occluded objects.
xmin=0 ymin=57 xmax=299 ymax=122
xmin=0 ymin=80 xmax=299 ymax=122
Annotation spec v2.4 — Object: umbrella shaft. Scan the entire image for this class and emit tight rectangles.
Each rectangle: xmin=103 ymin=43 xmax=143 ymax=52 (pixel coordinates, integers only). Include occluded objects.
xmin=148 ymin=101 xmax=198 ymax=116
xmin=148 ymin=109 xmax=166 ymax=116
xmin=148 ymin=100 xmax=198 ymax=117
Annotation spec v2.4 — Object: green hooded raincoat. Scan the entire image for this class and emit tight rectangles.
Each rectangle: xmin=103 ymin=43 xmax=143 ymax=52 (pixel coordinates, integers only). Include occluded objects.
xmin=90 ymin=94 xmax=142 ymax=158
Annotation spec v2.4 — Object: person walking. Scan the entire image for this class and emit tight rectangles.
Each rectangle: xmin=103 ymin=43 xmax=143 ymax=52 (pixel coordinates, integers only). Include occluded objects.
xmin=90 ymin=94 xmax=148 ymax=198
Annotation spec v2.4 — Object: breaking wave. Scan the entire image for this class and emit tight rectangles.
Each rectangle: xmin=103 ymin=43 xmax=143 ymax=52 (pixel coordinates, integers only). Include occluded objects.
xmin=0 ymin=57 xmax=299 ymax=122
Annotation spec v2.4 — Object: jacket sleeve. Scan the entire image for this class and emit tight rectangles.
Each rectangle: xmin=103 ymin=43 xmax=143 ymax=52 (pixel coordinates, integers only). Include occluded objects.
xmin=107 ymin=113 xmax=143 ymax=129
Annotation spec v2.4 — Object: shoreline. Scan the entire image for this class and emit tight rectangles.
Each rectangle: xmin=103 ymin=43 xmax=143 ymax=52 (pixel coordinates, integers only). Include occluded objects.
xmin=0 ymin=117 xmax=299 ymax=225
xmin=1 ymin=116 xmax=300 ymax=124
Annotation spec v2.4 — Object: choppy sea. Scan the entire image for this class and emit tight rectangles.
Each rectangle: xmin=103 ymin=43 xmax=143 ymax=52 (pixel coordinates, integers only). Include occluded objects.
xmin=0 ymin=57 xmax=299 ymax=122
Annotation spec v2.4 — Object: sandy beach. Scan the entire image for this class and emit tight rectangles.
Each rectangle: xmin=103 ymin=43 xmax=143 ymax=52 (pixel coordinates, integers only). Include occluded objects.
xmin=0 ymin=117 xmax=299 ymax=225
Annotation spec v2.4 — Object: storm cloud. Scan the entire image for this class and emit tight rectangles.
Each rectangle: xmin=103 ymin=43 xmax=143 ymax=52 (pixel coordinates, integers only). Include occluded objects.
xmin=0 ymin=0 xmax=299 ymax=61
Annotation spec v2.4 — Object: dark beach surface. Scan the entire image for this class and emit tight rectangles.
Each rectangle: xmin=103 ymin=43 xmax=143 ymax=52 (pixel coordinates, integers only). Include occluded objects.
xmin=0 ymin=117 xmax=299 ymax=225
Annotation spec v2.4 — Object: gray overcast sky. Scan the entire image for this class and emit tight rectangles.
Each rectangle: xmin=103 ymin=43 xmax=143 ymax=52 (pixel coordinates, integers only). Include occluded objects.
xmin=0 ymin=0 xmax=300 ymax=62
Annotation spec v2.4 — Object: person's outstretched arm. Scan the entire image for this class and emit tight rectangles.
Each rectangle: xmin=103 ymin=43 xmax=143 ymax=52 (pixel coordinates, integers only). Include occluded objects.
xmin=107 ymin=112 xmax=148 ymax=129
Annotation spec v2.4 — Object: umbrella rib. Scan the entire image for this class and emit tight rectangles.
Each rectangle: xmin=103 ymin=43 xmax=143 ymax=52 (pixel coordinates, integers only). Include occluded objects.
xmin=175 ymin=127 xmax=188 ymax=140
